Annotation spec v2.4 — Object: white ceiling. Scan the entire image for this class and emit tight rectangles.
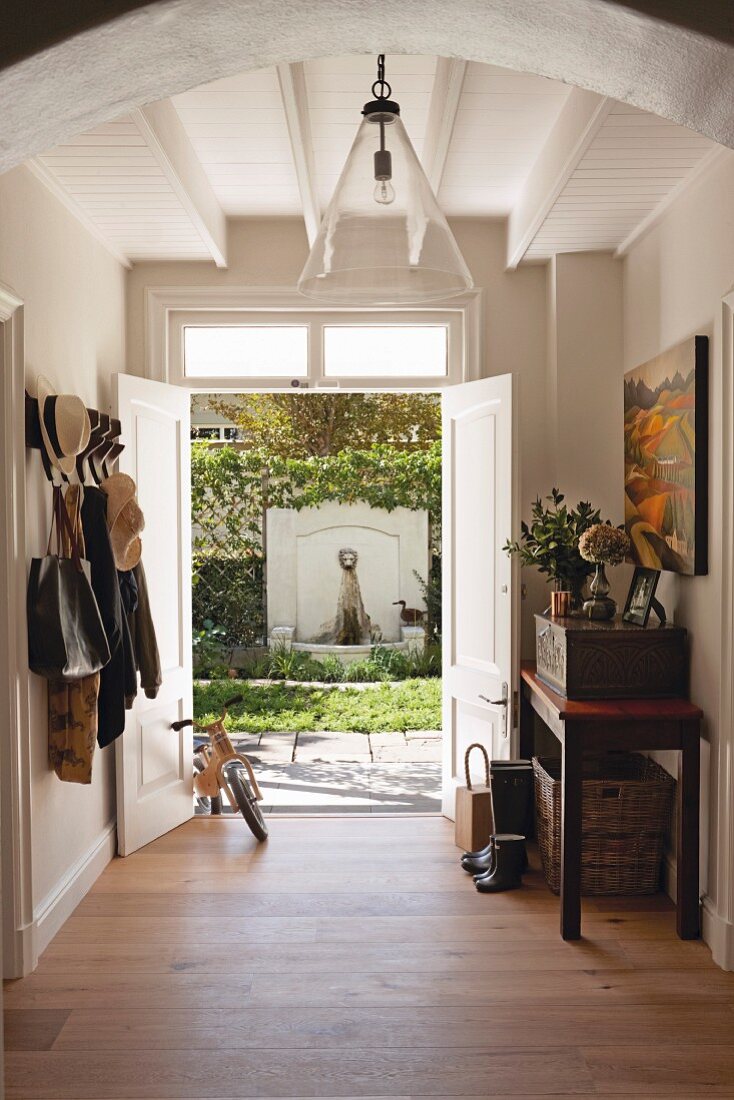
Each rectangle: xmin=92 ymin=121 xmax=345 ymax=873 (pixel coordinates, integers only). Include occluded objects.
xmin=35 ymin=116 xmax=213 ymax=263
xmin=524 ymin=101 xmax=716 ymax=261
xmin=32 ymin=55 xmax=719 ymax=269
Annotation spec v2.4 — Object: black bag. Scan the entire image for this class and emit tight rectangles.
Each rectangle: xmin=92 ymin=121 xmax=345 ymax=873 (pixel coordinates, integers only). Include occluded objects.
xmin=27 ymin=488 xmax=111 ymax=681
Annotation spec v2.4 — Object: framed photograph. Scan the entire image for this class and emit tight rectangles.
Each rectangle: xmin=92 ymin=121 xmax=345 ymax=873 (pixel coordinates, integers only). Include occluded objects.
xmin=623 ymin=334 xmax=708 ymax=576
xmin=623 ymin=567 xmax=660 ymax=627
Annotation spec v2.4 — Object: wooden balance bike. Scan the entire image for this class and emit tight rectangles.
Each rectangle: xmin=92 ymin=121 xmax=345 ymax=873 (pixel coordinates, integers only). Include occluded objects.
xmin=172 ymin=695 xmax=268 ymax=841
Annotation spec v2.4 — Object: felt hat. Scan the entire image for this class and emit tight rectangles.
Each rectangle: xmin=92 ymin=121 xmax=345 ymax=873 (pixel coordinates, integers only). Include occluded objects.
xmin=102 ymin=473 xmax=145 ymax=571
xmin=37 ymin=375 xmax=91 ymax=477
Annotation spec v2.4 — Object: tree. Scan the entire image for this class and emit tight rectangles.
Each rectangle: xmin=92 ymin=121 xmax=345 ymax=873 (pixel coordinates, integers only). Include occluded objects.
xmin=202 ymin=392 xmax=441 ymax=457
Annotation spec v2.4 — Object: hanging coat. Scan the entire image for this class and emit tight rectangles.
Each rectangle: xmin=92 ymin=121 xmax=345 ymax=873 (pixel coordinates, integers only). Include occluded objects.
xmin=118 ymin=569 xmax=139 ymax=710
xmin=126 ymin=560 xmax=162 ymax=700
xmin=80 ymin=485 xmax=127 ymax=748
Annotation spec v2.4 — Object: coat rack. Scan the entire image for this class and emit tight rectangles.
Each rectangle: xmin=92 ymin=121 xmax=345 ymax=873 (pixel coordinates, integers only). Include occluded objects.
xmin=25 ymin=391 xmax=124 ymax=483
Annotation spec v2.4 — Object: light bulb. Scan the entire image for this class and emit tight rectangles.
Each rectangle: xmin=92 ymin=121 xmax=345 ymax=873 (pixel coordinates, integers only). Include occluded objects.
xmin=373 ymin=179 xmax=395 ymax=205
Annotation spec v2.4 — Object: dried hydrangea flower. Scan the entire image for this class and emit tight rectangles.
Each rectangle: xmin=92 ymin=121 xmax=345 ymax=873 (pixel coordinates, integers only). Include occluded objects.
xmin=578 ymin=523 xmax=630 ymax=565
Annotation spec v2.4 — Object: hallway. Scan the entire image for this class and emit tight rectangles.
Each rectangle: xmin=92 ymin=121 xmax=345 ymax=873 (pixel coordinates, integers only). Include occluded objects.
xmin=5 ymin=815 xmax=734 ymax=1098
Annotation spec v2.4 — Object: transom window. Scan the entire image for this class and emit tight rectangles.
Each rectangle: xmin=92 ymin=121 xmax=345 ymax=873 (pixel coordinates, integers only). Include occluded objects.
xmin=323 ymin=325 xmax=447 ymax=378
xmin=168 ymin=304 xmax=468 ymax=389
xmin=184 ymin=326 xmax=308 ymax=379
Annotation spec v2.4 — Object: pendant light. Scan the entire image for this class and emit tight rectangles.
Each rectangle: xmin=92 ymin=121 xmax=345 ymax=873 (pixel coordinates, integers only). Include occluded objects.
xmin=298 ymin=55 xmax=473 ymax=305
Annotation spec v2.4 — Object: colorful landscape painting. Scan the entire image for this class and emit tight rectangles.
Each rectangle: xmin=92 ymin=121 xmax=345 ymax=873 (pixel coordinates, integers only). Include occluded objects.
xmin=624 ymin=336 xmax=708 ymax=576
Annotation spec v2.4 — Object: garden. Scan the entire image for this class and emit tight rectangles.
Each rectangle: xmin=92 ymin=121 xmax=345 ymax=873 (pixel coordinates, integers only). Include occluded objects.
xmin=194 ymin=676 xmax=441 ymax=735
xmin=191 ymin=393 xmax=443 ymax=735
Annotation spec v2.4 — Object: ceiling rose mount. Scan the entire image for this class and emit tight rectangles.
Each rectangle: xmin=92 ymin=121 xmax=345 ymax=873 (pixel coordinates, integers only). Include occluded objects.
xmin=298 ymin=54 xmax=473 ymax=305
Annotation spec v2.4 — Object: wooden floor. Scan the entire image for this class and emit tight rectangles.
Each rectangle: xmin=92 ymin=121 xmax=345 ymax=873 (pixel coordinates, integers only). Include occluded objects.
xmin=5 ymin=815 xmax=734 ymax=1098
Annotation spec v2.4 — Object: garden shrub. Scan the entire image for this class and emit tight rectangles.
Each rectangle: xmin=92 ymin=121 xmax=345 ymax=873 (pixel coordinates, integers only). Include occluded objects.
xmin=191 ymin=555 xmax=264 ymax=648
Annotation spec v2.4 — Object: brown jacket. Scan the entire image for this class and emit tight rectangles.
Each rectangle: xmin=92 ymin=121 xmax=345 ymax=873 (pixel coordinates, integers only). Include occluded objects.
xmin=126 ymin=560 xmax=162 ymax=699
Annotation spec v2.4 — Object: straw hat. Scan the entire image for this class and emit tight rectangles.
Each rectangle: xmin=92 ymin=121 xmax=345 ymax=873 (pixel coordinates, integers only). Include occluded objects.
xmin=37 ymin=375 xmax=91 ymax=476
xmin=102 ymin=473 xmax=145 ymax=571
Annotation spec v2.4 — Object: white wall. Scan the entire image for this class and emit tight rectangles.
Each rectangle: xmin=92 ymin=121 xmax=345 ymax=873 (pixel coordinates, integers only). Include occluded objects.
xmin=548 ymin=150 xmax=734 ymax=965
xmin=267 ymin=502 xmax=428 ymax=643
xmin=0 ymin=165 xmax=126 ymax=967
xmin=546 ymin=251 xmax=630 ymax=607
xmin=622 ymin=149 xmax=734 ymax=966
xmin=127 ymin=216 xmax=551 ymax=653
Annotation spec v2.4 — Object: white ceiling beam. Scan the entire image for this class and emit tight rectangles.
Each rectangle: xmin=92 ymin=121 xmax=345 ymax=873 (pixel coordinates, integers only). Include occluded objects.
xmin=25 ymin=159 xmax=132 ymax=269
xmin=506 ymin=88 xmax=613 ymax=270
xmin=131 ymin=100 xmax=227 ymax=268
xmin=422 ymin=58 xmax=467 ymax=193
xmin=277 ymin=62 xmax=321 ymax=247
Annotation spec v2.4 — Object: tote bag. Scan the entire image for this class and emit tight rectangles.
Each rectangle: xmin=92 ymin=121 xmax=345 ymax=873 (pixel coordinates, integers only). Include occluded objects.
xmin=28 ymin=487 xmax=110 ymax=681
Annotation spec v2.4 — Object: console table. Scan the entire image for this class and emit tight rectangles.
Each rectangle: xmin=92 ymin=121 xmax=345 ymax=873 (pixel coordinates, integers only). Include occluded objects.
xmin=520 ymin=661 xmax=702 ymax=941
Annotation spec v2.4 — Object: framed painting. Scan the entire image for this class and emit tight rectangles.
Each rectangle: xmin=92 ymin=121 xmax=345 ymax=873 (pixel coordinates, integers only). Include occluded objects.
xmin=623 ymin=335 xmax=708 ymax=576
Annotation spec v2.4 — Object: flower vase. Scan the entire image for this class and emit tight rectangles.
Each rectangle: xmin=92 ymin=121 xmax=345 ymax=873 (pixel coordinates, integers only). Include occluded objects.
xmin=582 ymin=563 xmax=616 ymax=621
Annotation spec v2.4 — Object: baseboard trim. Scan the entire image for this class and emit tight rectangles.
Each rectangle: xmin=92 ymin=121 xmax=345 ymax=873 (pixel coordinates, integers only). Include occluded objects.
xmin=702 ymin=897 xmax=734 ymax=971
xmin=31 ymin=820 xmax=116 ymax=965
xmin=663 ymin=852 xmax=734 ymax=971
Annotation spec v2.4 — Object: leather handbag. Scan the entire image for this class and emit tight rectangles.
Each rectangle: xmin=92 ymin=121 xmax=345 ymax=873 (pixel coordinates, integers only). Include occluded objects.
xmin=27 ymin=487 xmax=111 ymax=680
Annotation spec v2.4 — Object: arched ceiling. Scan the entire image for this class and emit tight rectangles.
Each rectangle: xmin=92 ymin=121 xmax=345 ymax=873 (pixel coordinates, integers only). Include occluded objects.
xmin=1 ymin=0 xmax=733 ymax=177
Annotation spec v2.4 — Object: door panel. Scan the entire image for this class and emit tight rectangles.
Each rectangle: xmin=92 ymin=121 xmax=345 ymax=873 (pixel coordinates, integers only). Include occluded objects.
xmin=442 ymin=374 xmax=514 ymax=818
xmin=115 ymin=374 xmax=192 ymax=855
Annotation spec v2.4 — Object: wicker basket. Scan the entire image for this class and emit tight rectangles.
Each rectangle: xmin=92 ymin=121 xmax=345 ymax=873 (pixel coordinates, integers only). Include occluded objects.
xmin=533 ymin=753 xmax=675 ymax=896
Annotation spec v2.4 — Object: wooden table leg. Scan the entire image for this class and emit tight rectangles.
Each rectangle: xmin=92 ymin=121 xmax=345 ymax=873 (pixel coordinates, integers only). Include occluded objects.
xmin=560 ymin=727 xmax=582 ymax=940
xmin=677 ymin=721 xmax=700 ymax=939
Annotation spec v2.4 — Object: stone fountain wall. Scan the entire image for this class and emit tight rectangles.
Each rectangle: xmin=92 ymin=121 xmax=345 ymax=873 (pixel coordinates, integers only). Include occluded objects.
xmin=266 ymin=502 xmax=428 ymax=655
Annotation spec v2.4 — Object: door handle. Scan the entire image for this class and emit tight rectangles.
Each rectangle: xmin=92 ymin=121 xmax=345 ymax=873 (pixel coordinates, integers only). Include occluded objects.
xmin=479 ymin=681 xmax=509 ymax=738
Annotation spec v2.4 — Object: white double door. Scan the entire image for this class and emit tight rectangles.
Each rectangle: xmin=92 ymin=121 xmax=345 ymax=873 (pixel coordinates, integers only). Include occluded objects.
xmin=115 ymin=372 xmax=515 ymax=853
xmin=441 ymin=374 xmax=515 ymax=816
xmin=115 ymin=374 xmax=193 ymax=856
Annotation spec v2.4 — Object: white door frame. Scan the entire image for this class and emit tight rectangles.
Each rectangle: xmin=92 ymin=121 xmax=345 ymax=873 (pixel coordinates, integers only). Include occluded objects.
xmin=705 ymin=289 xmax=734 ymax=970
xmin=0 ymin=284 xmax=36 ymax=978
xmin=146 ymin=283 xmax=521 ymax=760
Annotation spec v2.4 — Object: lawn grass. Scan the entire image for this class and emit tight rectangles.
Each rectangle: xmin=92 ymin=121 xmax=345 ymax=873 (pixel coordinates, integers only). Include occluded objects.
xmin=193 ymin=678 xmax=441 ymax=734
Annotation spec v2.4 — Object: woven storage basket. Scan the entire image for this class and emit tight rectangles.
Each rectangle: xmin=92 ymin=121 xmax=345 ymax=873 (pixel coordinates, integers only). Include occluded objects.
xmin=533 ymin=753 xmax=675 ymax=896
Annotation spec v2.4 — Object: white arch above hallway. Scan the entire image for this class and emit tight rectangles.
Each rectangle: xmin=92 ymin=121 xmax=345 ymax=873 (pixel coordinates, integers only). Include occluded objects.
xmin=0 ymin=0 xmax=732 ymax=176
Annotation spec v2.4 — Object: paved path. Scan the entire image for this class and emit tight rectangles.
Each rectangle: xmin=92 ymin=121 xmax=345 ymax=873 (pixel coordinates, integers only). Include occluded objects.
xmin=224 ymin=730 xmax=443 ymax=814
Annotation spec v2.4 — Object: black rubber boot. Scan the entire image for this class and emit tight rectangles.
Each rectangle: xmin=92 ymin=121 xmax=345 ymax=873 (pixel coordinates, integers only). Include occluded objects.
xmin=474 ymin=834 xmax=526 ymax=893
xmin=490 ymin=761 xmax=534 ymax=838
xmin=461 ymin=838 xmax=495 ymax=876
xmin=462 ymin=839 xmax=493 ymax=860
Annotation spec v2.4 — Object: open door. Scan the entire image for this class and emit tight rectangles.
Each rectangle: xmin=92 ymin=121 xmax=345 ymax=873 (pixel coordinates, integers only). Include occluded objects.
xmin=442 ymin=374 xmax=515 ymax=818
xmin=115 ymin=374 xmax=193 ymax=855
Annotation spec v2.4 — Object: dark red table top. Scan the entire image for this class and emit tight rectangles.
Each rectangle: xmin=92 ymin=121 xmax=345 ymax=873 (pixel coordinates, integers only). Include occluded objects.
xmin=521 ymin=661 xmax=703 ymax=723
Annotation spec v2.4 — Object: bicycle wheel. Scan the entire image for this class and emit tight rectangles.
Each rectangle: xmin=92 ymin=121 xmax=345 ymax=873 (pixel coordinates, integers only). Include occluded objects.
xmin=193 ymin=757 xmax=222 ymax=816
xmin=226 ymin=765 xmax=268 ymax=841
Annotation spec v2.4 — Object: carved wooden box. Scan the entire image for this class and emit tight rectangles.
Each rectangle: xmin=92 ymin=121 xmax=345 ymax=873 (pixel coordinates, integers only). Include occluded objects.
xmin=534 ymin=614 xmax=688 ymax=700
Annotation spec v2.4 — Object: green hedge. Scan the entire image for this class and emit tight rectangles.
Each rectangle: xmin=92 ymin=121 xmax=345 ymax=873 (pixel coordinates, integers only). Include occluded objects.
xmin=191 ymin=555 xmax=265 ymax=648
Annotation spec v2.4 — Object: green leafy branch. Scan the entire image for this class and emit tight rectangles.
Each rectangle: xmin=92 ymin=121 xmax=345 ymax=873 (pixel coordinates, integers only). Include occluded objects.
xmin=503 ymin=488 xmax=611 ymax=587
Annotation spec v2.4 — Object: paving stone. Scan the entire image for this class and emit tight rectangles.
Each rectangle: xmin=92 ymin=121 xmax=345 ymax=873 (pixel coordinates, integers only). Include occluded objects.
xmin=372 ymin=739 xmax=442 ymax=763
xmin=252 ymin=733 xmax=297 ymax=763
xmin=295 ymin=731 xmax=372 ymax=763
xmin=231 ymin=734 xmax=263 ymax=755
xmin=405 ymin=729 xmax=442 ymax=740
xmin=367 ymin=730 xmax=407 ymax=748
xmin=213 ymin=750 xmax=443 ymax=817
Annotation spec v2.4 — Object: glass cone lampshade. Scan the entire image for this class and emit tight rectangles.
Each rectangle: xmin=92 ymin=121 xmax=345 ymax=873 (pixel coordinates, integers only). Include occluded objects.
xmin=298 ymin=109 xmax=473 ymax=305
